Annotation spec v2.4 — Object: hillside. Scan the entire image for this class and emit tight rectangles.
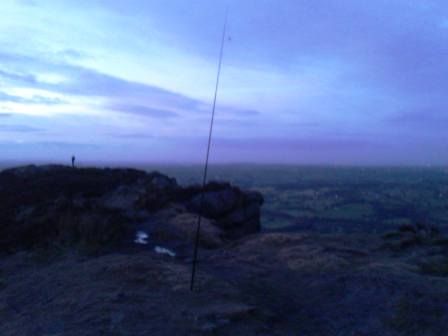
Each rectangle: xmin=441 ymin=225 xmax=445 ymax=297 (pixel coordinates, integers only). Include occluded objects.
xmin=1 ymin=166 xmax=448 ymax=335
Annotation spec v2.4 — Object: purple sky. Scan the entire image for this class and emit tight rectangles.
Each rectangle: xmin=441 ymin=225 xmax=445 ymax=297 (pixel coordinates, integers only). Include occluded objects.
xmin=0 ymin=0 xmax=448 ymax=165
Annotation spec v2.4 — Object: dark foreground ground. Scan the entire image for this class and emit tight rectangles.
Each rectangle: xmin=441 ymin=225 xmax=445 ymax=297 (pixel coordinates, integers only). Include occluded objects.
xmin=2 ymin=229 xmax=448 ymax=336
xmin=1 ymin=165 xmax=448 ymax=335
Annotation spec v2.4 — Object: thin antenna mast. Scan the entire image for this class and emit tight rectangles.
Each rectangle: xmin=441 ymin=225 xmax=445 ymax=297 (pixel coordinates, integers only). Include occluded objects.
xmin=190 ymin=9 xmax=229 ymax=292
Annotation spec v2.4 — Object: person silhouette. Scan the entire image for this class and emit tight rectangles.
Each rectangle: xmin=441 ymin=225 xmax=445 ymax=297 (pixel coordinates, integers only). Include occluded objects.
xmin=71 ymin=155 xmax=75 ymax=168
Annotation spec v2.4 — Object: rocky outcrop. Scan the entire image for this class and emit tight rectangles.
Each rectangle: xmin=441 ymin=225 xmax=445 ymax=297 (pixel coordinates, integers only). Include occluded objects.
xmin=12 ymin=199 xmax=128 ymax=249
xmin=0 ymin=165 xmax=263 ymax=251
xmin=184 ymin=182 xmax=264 ymax=239
xmin=151 ymin=211 xmax=224 ymax=249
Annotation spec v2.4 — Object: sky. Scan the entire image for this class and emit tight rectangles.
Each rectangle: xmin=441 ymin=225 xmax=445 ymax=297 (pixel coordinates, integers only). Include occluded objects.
xmin=0 ymin=0 xmax=448 ymax=165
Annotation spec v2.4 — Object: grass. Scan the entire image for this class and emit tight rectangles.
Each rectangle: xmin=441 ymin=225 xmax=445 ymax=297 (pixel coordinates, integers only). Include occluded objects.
xmin=419 ymin=256 xmax=448 ymax=277
xmin=319 ymin=203 xmax=375 ymax=221
xmin=432 ymin=237 xmax=448 ymax=246
xmin=387 ymin=295 xmax=445 ymax=334
xmin=382 ymin=231 xmax=401 ymax=240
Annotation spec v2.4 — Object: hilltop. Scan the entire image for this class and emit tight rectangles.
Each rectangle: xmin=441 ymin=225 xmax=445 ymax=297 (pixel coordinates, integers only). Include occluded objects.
xmin=0 ymin=165 xmax=263 ymax=253
xmin=1 ymin=165 xmax=448 ymax=335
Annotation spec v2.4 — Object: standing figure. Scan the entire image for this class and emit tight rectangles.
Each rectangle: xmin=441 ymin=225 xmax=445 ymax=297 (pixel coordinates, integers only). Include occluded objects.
xmin=71 ymin=155 xmax=75 ymax=168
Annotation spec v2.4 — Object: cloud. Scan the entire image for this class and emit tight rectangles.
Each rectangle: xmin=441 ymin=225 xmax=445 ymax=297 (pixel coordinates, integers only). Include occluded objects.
xmin=0 ymin=51 xmax=256 ymax=120
xmin=109 ymin=104 xmax=178 ymax=119
xmin=0 ymin=91 xmax=65 ymax=105
xmin=0 ymin=53 xmax=204 ymax=113
xmin=106 ymin=132 xmax=154 ymax=139
xmin=212 ymin=137 xmax=376 ymax=151
xmin=240 ymin=109 xmax=261 ymax=117
xmin=32 ymin=141 xmax=99 ymax=149
xmin=0 ymin=124 xmax=44 ymax=133
xmin=217 ymin=107 xmax=261 ymax=117
xmin=0 ymin=140 xmax=98 ymax=150
xmin=136 ymin=135 xmax=392 ymax=164
xmin=1 ymin=1 xmax=447 ymax=164
xmin=17 ymin=0 xmax=38 ymax=6
xmin=56 ymin=49 xmax=89 ymax=61
xmin=387 ymin=108 xmax=448 ymax=129
xmin=155 ymin=135 xmax=377 ymax=152
xmin=0 ymin=69 xmax=37 ymax=85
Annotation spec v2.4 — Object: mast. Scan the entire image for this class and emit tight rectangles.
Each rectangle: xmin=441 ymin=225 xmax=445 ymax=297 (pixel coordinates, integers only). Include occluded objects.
xmin=190 ymin=9 xmax=229 ymax=291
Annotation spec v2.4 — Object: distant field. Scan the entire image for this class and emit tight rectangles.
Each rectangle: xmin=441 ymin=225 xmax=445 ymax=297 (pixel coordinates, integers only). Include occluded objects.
xmin=143 ymin=164 xmax=448 ymax=234
xmin=2 ymin=162 xmax=448 ymax=233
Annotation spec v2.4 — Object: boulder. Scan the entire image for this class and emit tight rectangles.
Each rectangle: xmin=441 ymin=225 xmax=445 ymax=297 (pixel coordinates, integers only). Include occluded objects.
xmin=98 ymin=184 xmax=146 ymax=211
xmin=188 ymin=188 xmax=240 ymax=218
xmin=135 ymin=172 xmax=180 ymax=212
xmin=185 ymin=183 xmax=264 ymax=238
xmin=151 ymin=212 xmax=224 ymax=249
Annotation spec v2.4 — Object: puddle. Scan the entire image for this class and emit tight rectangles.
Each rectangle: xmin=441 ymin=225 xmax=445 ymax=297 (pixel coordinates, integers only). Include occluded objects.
xmin=134 ymin=230 xmax=177 ymax=257
xmin=155 ymin=246 xmax=176 ymax=257
xmin=134 ymin=231 xmax=149 ymax=245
